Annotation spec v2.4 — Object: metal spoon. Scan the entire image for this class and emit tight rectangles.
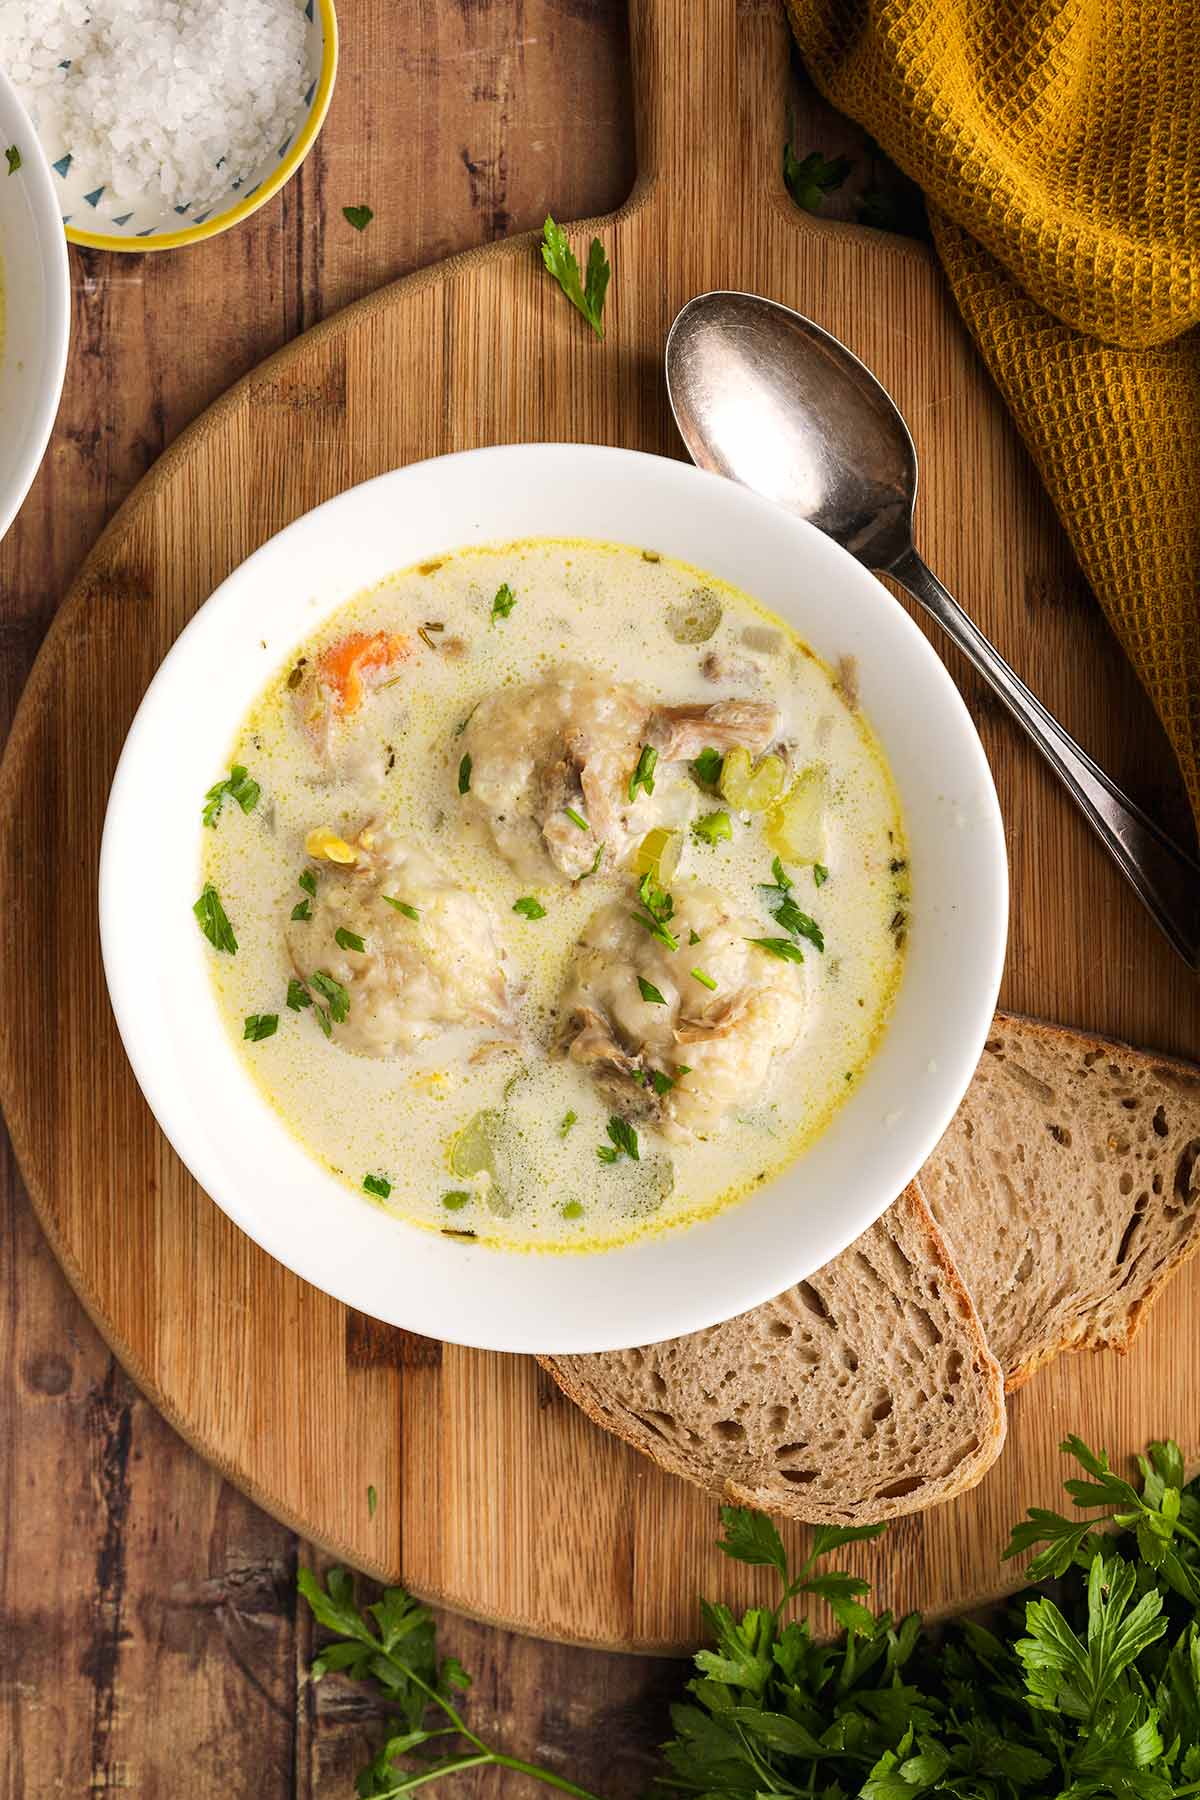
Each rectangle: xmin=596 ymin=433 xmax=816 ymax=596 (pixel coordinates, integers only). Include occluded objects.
xmin=665 ymin=290 xmax=1200 ymax=969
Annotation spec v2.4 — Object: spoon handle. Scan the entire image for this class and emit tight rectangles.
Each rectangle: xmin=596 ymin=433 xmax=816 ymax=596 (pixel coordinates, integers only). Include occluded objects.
xmin=889 ymin=546 xmax=1200 ymax=969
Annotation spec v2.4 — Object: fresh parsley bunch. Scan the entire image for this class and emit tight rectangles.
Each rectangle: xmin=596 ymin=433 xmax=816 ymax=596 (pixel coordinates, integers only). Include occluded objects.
xmin=299 ymin=1437 xmax=1200 ymax=1800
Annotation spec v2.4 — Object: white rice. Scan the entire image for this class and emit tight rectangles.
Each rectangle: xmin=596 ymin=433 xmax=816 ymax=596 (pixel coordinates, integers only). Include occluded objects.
xmin=0 ymin=0 xmax=311 ymax=212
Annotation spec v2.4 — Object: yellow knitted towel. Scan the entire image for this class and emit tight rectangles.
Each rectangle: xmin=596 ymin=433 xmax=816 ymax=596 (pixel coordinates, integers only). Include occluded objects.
xmin=786 ymin=0 xmax=1200 ymax=838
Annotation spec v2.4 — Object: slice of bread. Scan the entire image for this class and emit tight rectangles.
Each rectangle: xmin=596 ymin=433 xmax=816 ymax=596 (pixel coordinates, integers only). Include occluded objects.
xmin=542 ymin=1183 xmax=1007 ymax=1523
xmin=922 ymin=1012 xmax=1200 ymax=1390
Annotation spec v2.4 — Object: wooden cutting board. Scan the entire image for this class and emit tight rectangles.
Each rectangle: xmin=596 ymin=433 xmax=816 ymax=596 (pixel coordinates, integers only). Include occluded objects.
xmin=1 ymin=0 xmax=1197 ymax=1655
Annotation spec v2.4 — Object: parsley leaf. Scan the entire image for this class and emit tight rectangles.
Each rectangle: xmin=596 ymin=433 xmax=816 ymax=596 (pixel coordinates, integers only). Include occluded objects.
xmin=243 ymin=1013 xmax=278 ymax=1041
xmin=746 ymin=936 xmax=804 ymax=963
xmin=335 ymin=926 xmax=366 ymax=953
xmin=383 ymin=896 xmax=419 ymax=919
xmin=631 ymin=871 xmax=678 ymax=951
xmin=599 ymin=1115 xmax=639 ymax=1163
xmin=201 ymin=763 xmax=260 ymax=828
xmin=783 ymin=144 xmax=853 ymax=212
xmin=458 ymin=754 xmax=472 ymax=794
xmin=637 ymin=976 xmax=667 ymax=1005
xmin=540 ymin=216 xmax=610 ymax=339
xmin=299 ymin=869 xmax=317 ymax=897
xmin=193 ymin=882 xmax=237 ymax=953
xmin=311 ymin=970 xmax=350 ymax=1023
xmin=761 ymin=858 xmax=825 ymax=951
xmin=287 ymin=978 xmax=313 ymax=1011
xmin=691 ymin=747 xmax=725 ymax=788
xmin=648 ymin=1069 xmax=675 ymax=1095
xmin=513 ymin=897 xmax=547 ymax=919
xmin=814 ymin=862 xmax=829 ymax=887
xmin=343 ymin=204 xmax=373 ymax=231
xmin=362 ymin=1173 xmax=391 ymax=1199
xmin=560 ymin=1110 xmax=577 ymax=1136
xmin=693 ymin=809 xmax=732 ymax=846
xmin=491 ymin=582 xmax=517 ymax=622
xmin=291 ymin=899 xmax=313 ymax=922
xmin=4 ymin=145 xmax=20 ymax=176
xmin=628 ymin=744 xmax=658 ymax=803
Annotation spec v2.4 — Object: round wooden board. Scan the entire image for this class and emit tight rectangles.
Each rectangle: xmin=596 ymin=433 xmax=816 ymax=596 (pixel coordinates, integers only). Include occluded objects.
xmin=2 ymin=0 xmax=1198 ymax=1655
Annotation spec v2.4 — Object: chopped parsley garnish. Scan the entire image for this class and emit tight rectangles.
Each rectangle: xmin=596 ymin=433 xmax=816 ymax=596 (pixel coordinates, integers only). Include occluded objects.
xmin=202 ymin=763 xmax=260 ymax=828
xmin=287 ymin=979 xmax=313 ymax=1011
xmin=690 ymin=967 xmax=718 ymax=990
xmin=491 ymin=582 xmax=517 ymax=622
xmin=513 ymin=896 xmax=547 ymax=919
xmin=761 ymin=856 xmax=825 ymax=951
xmin=688 ymin=928 xmax=701 ymax=945
xmin=597 ymin=1115 xmax=639 ymax=1163
xmin=649 ymin=1069 xmax=675 ymax=1095
xmin=579 ymin=842 xmax=605 ymax=879
xmin=631 ymin=871 xmax=678 ymax=950
xmin=243 ymin=1013 xmax=278 ymax=1041
xmin=458 ymin=754 xmax=472 ymax=794
xmin=383 ymin=896 xmax=420 ymax=919
xmin=692 ymin=809 xmax=732 ymax=846
xmin=540 ymin=216 xmax=610 ymax=339
xmin=312 ymin=1006 xmax=333 ymax=1038
xmin=299 ymin=869 xmax=317 ymax=896
xmin=747 ymin=936 xmax=805 ymax=963
xmin=343 ymin=204 xmax=373 ymax=231
xmin=193 ymin=882 xmax=237 ymax=953
xmin=560 ymin=1110 xmax=578 ymax=1136
xmin=628 ymin=744 xmax=658 ymax=803
xmin=363 ymin=1173 xmax=391 ymax=1199
xmin=311 ymin=970 xmax=350 ymax=1023
xmin=334 ymin=926 xmax=366 ymax=953
xmin=442 ymin=1191 xmax=471 ymax=1211
xmin=4 ymin=145 xmax=20 ymax=176
xmin=814 ymin=862 xmax=829 ymax=887
xmin=691 ymin=746 xmax=724 ymax=788
xmin=783 ymin=145 xmax=852 ymax=213
xmin=563 ymin=805 xmax=589 ymax=832
xmin=637 ymin=976 xmax=667 ymax=1006
xmin=561 ymin=1199 xmax=584 ymax=1220
xmin=291 ymin=900 xmax=313 ymax=921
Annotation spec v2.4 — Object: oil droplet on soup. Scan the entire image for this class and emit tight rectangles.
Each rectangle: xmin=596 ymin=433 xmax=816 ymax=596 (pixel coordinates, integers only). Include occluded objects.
xmin=201 ymin=539 xmax=908 ymax=1252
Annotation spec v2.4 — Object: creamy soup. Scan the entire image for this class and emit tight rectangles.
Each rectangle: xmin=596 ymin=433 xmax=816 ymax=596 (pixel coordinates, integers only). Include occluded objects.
xmin=199 ymin=539 xmax=908 ymax=1251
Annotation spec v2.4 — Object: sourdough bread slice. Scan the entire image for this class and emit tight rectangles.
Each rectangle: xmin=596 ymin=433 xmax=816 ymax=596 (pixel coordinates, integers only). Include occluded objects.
xmin=922 ymin=1011 xmax=1200 ymax=1390
xmin=542 ymin=1183 xmax=1006 ymax=1524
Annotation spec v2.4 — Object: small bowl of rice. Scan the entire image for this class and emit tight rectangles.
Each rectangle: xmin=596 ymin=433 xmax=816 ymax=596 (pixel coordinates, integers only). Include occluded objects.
xmin=0 ymin=0 xmax=338 ymax=252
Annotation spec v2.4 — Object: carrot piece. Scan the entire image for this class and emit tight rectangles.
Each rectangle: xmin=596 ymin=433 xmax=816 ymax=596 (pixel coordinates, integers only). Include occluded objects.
xmin=316 ymin=630 xmax=413 ymax=716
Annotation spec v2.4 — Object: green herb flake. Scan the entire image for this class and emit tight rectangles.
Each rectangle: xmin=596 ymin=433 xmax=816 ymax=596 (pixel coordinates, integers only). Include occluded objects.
xmin=491 ymin=582 xmax=517 ymax=622
xmin=560 ymin=1110 xmax=578 ymax=1136
xmin=561 ymin=1199 xmax=584 ymax=1220
xmin=688 ymin=928 xmax=701 ymax=946
xmin=513 ymin=896 xmax=547 ymax=919
xmin=540 ymin=216 xmax=610 ymax=339
xmin=334 ymin=926 xmax=366 ymax=953
xmin=783 ymin=144 xmax=853 ymax=213
xmin=343 ymin=204 xmax=373 ymax=231
xmin=298 ymin=869 xmax=317 ymax=897
xmin=637 ymin=976 xmax=667 ymax=1006
xmin=814 ymin=862 xmax=829 ymax=887
xmin=243 ymin=1012 xmax=279 ymax=1042
xmin=4 ymin=145 xmax=20 ymax=176
xmin=692 ymin=809 xmax=733 ymax=847
xmin=649 ymin=1069 xmax=675 ymax=1095
xmin=628 ymin=743 xmax=658 ymax=803
xmin=383 ymin=896 xmax=420 ymax=919
xmin=286 ymin=979 xmax=312 ymax=1011
xmin=313 ymin=1006 xmax=333 ymax=1039
xmin=762 ymin=857 xmax=825 ymax=951
xmin=598 ymin=1115 xmax=639 ymax=1163
xmin=202 ymin=763 xmax=260 ymax=828
xmin=630 ymin=871 xmax=678 ymax=951
xmin=442 ymin=1190 xmax=471 ymax=1211
xmin=579 ymin=842 xmax=605 ymax=879
xmin=690 ymin=966 xmax=718 ymax=990
xmin=691 ymin=746 xmax=724 ymax=788
xmin=366 ymin=1484 xmax=377 ymax=1519
xmin=311 ymin=969 xmax=350 ymax=1023
xmin=746 ymin=935 xmax=805 ymax=963
xmin=363 ymin=1173 xmax=391 ymax=1199
xmin=290 ymin=899 xmax=313 ymax=922
xmin=193 ymin=882 xmax=237 ymax=954
xmin=458 ymin=754 xmax=472 ymax=795
xmin=563 ymin=805 xmax=589 ymax=833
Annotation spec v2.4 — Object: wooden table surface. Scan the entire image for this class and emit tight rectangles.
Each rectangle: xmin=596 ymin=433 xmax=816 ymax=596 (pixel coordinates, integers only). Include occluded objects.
xmin=0 ymin=6 xmax=927 ymax=1793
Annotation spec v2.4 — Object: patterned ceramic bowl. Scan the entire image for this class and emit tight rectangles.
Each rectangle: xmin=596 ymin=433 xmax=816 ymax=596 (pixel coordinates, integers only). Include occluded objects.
xmin=24 ymin=0 xmax=337 ymax=252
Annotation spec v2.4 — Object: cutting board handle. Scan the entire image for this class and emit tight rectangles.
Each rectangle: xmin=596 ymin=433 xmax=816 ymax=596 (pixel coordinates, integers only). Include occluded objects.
xmin=629 ymin=0 xmax=789 ymax=203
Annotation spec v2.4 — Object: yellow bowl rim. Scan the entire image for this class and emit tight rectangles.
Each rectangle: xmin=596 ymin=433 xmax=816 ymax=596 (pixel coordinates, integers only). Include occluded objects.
xmin=64 ymin=0 xmax=338 ymax=254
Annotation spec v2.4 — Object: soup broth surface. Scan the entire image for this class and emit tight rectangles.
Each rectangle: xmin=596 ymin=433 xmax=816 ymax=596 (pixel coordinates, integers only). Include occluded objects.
xmin=202 ymin=538 xmax=908 ymax=1251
